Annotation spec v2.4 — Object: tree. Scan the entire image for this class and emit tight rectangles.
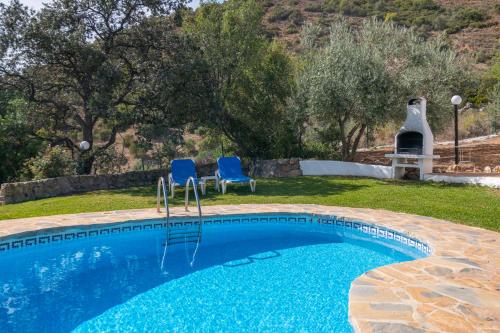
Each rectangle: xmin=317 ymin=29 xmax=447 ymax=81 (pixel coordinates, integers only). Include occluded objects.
xmin=182 ymin=0 xmax=298 ymax=158
xmin=299 ymin=19 xmax=466 ymax=160
xmin=0 ymin=91 xmax=42 ymax=183
xmin=0 ymin=0 xmax=187 ymax=174
xmin=485 ymin=84 xmax=500 ymax=133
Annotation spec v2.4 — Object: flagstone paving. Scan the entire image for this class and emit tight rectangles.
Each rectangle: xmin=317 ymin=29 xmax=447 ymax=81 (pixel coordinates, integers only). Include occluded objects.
xmin=0 ymin=204 xmax=498 ymax=333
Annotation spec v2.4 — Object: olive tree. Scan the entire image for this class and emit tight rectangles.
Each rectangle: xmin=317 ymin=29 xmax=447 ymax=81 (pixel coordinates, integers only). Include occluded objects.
xmin=299 ymin=19 xmax=467 ymax=160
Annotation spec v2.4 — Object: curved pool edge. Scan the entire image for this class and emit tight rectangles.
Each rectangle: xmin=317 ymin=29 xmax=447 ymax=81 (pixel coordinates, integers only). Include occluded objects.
xmin=0 ymin=204 xmax=499 ymax=332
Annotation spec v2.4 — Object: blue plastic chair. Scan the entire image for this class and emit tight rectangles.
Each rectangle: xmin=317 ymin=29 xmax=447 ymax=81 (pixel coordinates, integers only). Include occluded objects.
xmin=168 ymin=159 xmax=198 ymax=198
xmin=216 ymin=156 xmax=256 ymax=194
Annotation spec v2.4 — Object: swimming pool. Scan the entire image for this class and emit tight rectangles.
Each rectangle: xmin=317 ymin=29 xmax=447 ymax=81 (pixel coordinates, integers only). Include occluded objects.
xmin=0 ymin=213 xmax=429 ymax=332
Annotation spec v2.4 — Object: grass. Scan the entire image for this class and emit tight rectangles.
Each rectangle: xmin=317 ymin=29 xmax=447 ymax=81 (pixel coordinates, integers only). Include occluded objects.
xmin=0 ymin=176 xmax=498 ymax=232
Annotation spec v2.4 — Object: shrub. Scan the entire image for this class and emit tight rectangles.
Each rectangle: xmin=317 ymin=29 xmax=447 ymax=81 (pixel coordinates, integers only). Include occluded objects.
xmin=93 ymin=147 xmax=128 ymax=174
xmin=122 ymin=134 xmax=134 ymax=148
xmin=339 ymin=0 xmax=366 ymax=16
xmin=323 ymin=0 xmax=339 ymax=13
xmin=384 ymin=12 xmax=397 ymax=22
xmin=287 ymin=23 xmax=300 ymax=34
xmin=411 ymin=0 xmax=440 ymax=11
xmin=268 ymin=6 xmax=292 ymax=22
xmin=261 ymin=0 xmax=274 ymax=8
xmin=304 ymin=3 xmax=323 ymax=13
xmin=454 ymin=7 xmax=488 ymax=23
xmin=289 ymin=9 xmax=305 ymax=25
xmin=24 ymin=146 xmax=75 ymax=180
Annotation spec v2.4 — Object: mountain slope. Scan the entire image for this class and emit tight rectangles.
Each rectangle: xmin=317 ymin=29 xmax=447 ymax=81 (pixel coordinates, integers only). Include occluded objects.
xmin=260 ymin=0 xmax=499 ymax=65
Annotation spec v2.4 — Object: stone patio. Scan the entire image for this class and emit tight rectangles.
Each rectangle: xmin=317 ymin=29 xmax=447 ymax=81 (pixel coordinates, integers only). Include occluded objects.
xmin=0 ymin=204 xmax=498 ymax=333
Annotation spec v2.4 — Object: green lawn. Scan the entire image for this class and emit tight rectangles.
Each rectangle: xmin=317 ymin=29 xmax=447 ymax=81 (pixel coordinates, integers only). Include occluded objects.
xmin=0 ymin=176 xmax=498 ymax=231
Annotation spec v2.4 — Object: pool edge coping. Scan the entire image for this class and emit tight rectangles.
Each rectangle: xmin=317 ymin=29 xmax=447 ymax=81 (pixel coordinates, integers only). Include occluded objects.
xmin=0 ymin=204 xmax=498 ymax=332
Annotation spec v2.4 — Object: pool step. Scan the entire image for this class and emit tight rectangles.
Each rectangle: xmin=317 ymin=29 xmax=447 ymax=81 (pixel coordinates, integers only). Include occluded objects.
xmin=164 ymin=229 xmax=201 ymax=246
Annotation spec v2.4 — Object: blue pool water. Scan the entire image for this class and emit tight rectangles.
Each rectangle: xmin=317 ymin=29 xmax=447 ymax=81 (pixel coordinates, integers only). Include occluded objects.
xmin=0 ymin=214 xmax=422 ymax=332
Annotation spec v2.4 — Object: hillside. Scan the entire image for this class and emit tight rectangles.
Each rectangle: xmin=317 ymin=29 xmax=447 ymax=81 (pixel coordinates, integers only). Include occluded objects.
xmin=260 ymin=0 xmax=500 ymax=65
xmin=354 ymin=135 xmax=500 ymax=173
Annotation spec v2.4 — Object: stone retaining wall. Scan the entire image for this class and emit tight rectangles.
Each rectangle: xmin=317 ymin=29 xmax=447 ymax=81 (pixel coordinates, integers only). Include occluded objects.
xmin=251 ymin=158 xmax=302 ymax=178
xmin=0 ymin=158 xmax=302 ymax=204
xmin=0 ymin=170 xmax=167 ymax=204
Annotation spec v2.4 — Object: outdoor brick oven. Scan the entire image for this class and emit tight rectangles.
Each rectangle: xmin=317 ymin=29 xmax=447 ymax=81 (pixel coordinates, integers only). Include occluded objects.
xmin=385 ymin=97 xmax=439 ymax=180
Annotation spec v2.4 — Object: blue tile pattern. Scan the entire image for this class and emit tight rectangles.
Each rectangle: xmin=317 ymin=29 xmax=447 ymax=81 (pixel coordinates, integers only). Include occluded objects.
xmin=0 ymin=213 xmax=432 ymax=256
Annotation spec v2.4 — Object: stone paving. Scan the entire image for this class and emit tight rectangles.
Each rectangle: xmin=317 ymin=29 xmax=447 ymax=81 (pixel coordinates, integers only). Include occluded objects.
xmin=0 ymin=204 xmax=498 ymax=333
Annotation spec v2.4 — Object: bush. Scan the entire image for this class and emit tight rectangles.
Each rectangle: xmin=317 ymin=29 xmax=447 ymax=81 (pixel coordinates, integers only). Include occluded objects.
xmin=454 ymin=7 xmax=488 ymax=23
xmin=323 ymin=0 xmax=339 ymax=13
xmin=411 ymin=0 xmax=440 ymax=11
xmin=289 ymin=9 xmax=305 ymax=25
xmin=268 ymin=6 xmax=292 ymax=22
xmin=24 ymin=146 xmax=75 ymax=180
xmin=319 ymin=0 xmax=489 ymax=33
xmin=286 ymin=23 xmax=300 ymax=34
xmin=261 ymin=0 xmax=274 ymax=8
xmin=304 ymin=3 xmax=323 ymax=13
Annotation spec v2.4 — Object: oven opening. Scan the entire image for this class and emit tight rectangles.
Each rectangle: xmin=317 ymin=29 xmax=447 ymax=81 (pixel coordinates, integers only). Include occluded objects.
xmin=397 ymin=131 xmax=423 ymax=154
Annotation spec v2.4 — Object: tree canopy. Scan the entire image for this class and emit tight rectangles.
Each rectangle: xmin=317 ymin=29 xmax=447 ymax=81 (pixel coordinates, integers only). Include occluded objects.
xmin=183 ymin=0 xmax=298 ymax=158
xmin=298 ymin=18 xmax=467 ymax=160
xmin=0 ymin=0 xmax=188 ymax=173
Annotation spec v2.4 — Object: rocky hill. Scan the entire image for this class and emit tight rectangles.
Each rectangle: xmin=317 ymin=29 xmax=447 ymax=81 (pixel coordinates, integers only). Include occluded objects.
xmin=260 ymin=0 xmax=499 ymax=66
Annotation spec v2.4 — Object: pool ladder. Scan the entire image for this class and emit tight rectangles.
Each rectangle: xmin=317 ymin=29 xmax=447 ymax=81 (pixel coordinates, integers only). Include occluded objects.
xmin=157 ymin=176 xmax=203 ymax=248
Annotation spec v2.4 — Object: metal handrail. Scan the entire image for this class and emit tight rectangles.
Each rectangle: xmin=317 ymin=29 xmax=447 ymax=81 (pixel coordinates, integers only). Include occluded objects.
xmin=156 ymin=176 xmax=170 ymax=219
xmin=184 ymin=176 xmax=203 ymax=266
xmin=184 ymin=176 xmax=202 ymax=216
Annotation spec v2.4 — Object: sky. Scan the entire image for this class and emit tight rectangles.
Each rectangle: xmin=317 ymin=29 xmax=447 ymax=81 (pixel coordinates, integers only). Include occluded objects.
xmin=0 ymin=0 xmax=202 ymax=9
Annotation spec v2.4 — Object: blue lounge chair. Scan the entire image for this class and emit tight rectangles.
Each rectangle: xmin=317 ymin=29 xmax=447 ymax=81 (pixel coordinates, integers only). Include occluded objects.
xmin=168 ymin=159 xmax=199 ymax=198
xmin=216 ymin=156 xmax=256 ymax=194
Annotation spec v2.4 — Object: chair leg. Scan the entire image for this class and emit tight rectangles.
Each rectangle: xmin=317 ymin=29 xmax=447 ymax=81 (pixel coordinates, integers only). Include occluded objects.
xmin=200 ymin=182 xmax=206 ymax=196
xmin=250 ymin=180 xmax=256 ymax=192
xmin=221 ymin=181 xmax=227 ymax=194
xmin=171 ymin=184 xmax=175 ymax=199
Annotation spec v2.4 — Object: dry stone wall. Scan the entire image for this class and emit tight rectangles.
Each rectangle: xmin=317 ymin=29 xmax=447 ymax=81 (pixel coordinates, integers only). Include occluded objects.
xmin=0 ymin=158 xmax=302 ymax=204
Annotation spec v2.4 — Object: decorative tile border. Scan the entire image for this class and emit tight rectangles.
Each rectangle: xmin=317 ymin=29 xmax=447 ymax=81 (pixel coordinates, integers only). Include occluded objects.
xmin=0 ymin=221 xmax=164 ymax=252
xmin=0 ymin=213 xmax=430 ymax=256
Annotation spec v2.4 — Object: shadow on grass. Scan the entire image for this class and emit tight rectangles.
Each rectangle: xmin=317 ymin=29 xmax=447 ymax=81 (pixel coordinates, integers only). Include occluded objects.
xmin=377 ymin=178 xmax=477 ymax=189
xmin=109 ymin=177 xmax=369 ymax=201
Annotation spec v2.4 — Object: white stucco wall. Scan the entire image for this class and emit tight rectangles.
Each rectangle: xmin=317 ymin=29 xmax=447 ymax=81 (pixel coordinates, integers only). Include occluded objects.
xmin=299 ymin=160 xmax=500 ymax=188
xmin=423 ymin=174 xmax=500 ymax=188
xmin=299 ymin=160 xmax=392 ymax=179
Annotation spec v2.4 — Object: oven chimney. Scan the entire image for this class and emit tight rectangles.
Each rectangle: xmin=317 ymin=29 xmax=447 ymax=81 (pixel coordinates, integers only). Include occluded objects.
xmin=395 ymin=97 xmax=433 ymax=156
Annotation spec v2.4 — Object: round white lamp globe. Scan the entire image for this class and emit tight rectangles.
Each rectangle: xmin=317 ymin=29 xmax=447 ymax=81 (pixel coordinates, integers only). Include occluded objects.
xmin=451 ymin=95 xmax=462 ymax=105
xmin=79 ymin=141 xmax=90 ymax=151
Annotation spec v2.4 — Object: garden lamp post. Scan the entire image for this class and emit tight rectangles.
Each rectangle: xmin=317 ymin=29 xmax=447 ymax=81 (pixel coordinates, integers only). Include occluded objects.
xmin=451 ymin=95 xmax=462 ymax=165
xmin=77 ymin=141 xmax=91 ymax=175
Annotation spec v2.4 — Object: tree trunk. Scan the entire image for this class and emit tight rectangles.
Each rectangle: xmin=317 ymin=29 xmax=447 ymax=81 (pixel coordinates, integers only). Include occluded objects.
xmin=346 ymin=124 xmax=367 ymax=162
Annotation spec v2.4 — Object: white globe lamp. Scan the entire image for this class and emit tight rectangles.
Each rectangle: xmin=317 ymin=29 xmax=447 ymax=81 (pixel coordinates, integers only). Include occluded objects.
xmin=451 ymin=95 xmax=462 ymax=105
xmin=79 ymin=141 xmax=90 ymax=151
